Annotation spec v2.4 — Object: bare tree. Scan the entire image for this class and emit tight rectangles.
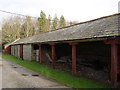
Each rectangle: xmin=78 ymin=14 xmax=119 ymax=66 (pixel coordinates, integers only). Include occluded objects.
xmin=2 ymin=16 xmax=21 ymax=44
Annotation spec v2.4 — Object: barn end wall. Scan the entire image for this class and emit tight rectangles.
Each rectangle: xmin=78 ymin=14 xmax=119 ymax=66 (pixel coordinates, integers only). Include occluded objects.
xmin=23 ymin=44 xmax=32 ymax=61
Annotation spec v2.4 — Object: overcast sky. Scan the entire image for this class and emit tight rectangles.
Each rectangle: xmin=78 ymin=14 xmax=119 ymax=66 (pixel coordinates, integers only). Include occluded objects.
xmin=0 ymin=0 xmax=120 ymax=29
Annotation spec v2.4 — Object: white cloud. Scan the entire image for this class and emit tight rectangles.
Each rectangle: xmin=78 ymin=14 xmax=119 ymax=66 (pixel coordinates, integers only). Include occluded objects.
xmin=0 ymin=0 xmax=119 ymax=26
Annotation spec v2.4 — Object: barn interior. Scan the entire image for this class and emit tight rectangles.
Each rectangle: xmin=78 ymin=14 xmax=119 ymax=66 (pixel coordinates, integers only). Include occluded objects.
xmin=32 ymin=41 xmax=120 ymax=84
xmin=32 ymin=44 xmax=39 ymax=61
xmin=76 ymin=41 xmax=111 ymax=83
xmin=56 ymin=41 xmax=120 ymax=84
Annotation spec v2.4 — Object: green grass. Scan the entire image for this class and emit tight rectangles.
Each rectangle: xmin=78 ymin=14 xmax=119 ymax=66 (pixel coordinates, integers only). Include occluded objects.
xmin=1 ymin=54 xmax=110 ymax=88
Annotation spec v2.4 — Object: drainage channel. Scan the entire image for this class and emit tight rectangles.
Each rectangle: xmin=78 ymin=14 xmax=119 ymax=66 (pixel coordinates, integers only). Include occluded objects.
xmin=32 ymin=74 xmax=39 ymax=77
xmin=21 ymin=74 xmax=29 ymax=76
xmin=21 ymin=74 xmax=39 ymax=77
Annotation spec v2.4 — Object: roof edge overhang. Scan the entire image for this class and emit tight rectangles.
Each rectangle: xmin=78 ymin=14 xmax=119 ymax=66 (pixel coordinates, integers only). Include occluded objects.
xmin=10 ymin=36 xmax=120 ymax=46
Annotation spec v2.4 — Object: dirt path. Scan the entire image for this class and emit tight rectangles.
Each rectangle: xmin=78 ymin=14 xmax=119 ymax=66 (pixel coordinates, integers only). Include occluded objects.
xmin=1 ymin=58 xmax=71 ymax=88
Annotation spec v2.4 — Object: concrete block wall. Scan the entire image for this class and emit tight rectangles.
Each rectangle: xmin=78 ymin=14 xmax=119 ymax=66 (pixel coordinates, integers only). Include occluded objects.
xmin=17 ymin=45 xmax=20 ymax=58
xmin=11 ymin=44 xmax=33 ymax=61
xmin=11 ymin=46 xmax=15 ymax=56
xmin=23 ymin=44 xmax=32 ymax=61
xmin=14 ymin=46 xmax=18 ymax=57
xmin=11 ymin=45 xmax=19 ymax=58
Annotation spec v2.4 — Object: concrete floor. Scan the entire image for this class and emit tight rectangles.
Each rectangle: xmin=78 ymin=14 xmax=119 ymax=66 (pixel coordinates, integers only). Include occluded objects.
xmin=1 ymin=57 xmax=72 ymax=89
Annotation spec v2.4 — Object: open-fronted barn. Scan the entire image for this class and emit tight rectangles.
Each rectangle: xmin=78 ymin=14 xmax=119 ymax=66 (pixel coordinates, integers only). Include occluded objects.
xmin=5 ymin=13 xmax=120 ymax=87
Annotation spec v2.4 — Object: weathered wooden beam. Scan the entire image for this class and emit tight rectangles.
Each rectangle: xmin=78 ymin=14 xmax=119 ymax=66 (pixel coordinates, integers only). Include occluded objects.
xmin=20 ymin=45 xmax=23 ymax=60
xmin=105 ymin=39 xmax=120 ymax=44
xmin=50 ymin=43 xmax=56 ymax=68
xmin=111 ymin=44 xmax=118 ymax=87
xmin=39 ymin=44 xmax=42 ymax=64
xmin=9 ymin=46 xmax=11 ymax=55
xmin=69 ymin=42 xmax=78 ymax=75
xmin=105 ymin=39 xmax=119 ymax=87
xmin=69 ymin=42 xmax=78 ymax=46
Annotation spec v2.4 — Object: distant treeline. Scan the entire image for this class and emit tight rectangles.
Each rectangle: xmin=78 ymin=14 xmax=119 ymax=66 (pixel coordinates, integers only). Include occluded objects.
xmin=1 ymin=11 xmax=78 ymax=44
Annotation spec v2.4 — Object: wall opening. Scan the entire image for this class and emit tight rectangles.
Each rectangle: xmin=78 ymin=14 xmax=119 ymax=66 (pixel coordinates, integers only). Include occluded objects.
xmin=32 ymin=44 xmax=39 ymax=61
xmin=55 ymin=43 xmax=72 ymax=72
xmin=76 ymin=41 xmax=111 ymax=83
xmin=54 ymin=41 xmax=112 ymax=84
xmin=41 ymin=44 xmax=51 ymax=65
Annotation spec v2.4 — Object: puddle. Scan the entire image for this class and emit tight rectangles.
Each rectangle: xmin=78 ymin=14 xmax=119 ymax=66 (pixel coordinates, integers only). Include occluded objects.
xmin=13 ymin=67 xmax=17 ymax=68
xmin=21 ymin=74 xmax=29 ymax=76
xmin=32 ymin=74 xmax=39 ymax=77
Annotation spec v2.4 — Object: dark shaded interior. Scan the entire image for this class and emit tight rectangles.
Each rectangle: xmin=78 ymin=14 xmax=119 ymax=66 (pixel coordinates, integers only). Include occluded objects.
xmin=56 ymin=43 xmax=72 ymax=60
xmin=32 ymin=41 xmax=120 ymax=84
xmin=54 ymin=41 xmax=112 ymax=83
xmin=76 ymin=41 xmax=111 ymax=70
xmin=41 ymin=44 xmax=51 ymax=64
xmin=33 ymin=44 xmax=39 ymax=50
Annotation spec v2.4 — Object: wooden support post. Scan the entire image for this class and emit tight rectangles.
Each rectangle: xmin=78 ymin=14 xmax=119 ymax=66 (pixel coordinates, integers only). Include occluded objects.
xmin=9 ymin=46 xmax=11 ymax=55
xmin=111 ymin=44 xmax=118 ymax=86
xmin=105 ymin=39 xmax=120 ymax=87
xmin=69 ymin=42 xmax=78 ymax=75
xmin=39 ymin=44 xmax=42 ymax=64
xmin=20 ymin=45 xmax=23 ymax=60
xmin=50 ymin=43 xmax=56 ymax=68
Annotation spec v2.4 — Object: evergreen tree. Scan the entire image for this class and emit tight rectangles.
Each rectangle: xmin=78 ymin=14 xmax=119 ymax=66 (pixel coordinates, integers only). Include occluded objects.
xmin=38 ymin=11 xmax=47 ymax=32
xmin=59 ymin=15 xmax=66 ymax=28
xmin=47 ymin=14 xmax=51 ymax=31
xmin=52 ymin=14 xmax=59 ymax=30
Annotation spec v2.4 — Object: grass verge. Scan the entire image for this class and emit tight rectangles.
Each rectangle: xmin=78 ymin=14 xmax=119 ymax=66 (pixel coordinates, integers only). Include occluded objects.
xmin=1 ymin=54 xmax=110 ymax=88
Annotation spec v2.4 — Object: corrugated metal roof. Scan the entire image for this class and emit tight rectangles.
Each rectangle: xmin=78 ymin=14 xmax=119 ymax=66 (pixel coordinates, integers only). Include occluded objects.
xmin=12 ymin=13 xmax=120 ymax=45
